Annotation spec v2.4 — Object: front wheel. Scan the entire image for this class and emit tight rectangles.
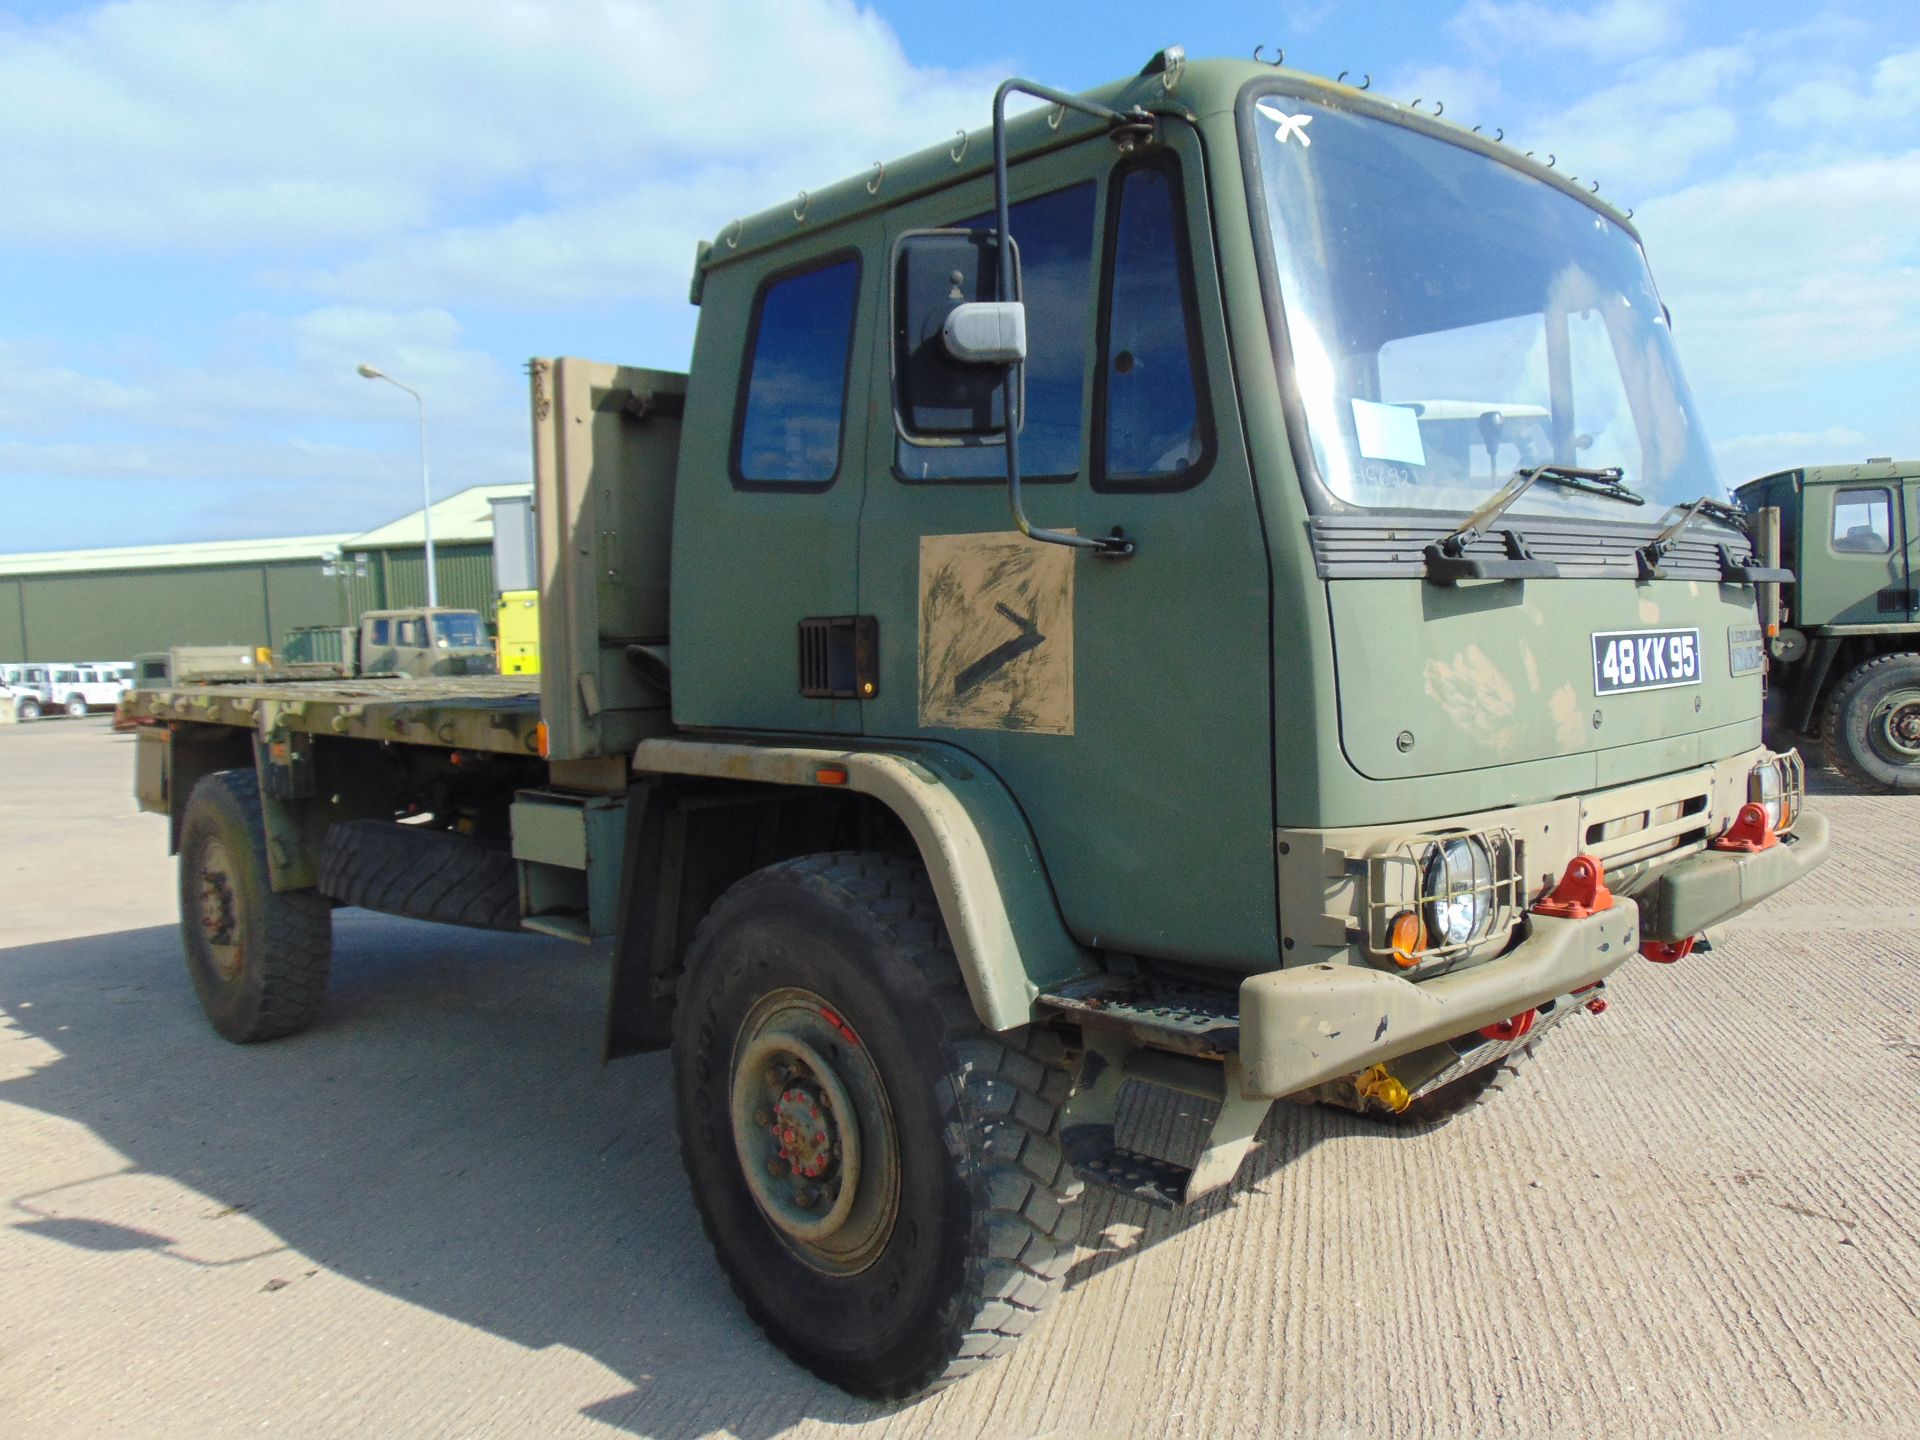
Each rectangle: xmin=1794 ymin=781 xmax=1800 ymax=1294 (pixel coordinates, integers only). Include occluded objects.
xmin=672 ymin=853 xmax=1082 ymax=1399
xmin=1821 ymin=652 xmax=1920 ymax=791
xmin=17 ymin=697 xmax=40 ymax=721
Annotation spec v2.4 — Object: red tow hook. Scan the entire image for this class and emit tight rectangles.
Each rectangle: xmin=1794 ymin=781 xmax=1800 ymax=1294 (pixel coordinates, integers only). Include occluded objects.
xmin=1711 ymin=802 xmax=1778 ymax=853
xmin=1640 ymin=937 xmax=1696 ymax=964
xmin=1532 ymin=854 xmax=1613 ymax=919
xmin=1480 ymin=1008 xmax=1538 ymax=1042
xmin=1575 ymin=981 xmax=1609 ymax=1015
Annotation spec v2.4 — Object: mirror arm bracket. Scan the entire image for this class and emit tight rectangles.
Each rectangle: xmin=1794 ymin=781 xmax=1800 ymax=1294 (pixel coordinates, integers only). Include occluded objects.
xmin=992 ymin=78 xmax=1146 ymax=560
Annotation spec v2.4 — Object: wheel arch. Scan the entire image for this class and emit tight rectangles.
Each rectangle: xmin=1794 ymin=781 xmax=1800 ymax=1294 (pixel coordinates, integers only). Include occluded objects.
xmin=609 ymin=737 xmax=1093 ymax=1056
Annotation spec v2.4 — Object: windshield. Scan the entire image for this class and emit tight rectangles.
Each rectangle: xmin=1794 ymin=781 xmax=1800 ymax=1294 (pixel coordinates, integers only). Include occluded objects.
xmin=1246 ymin=94 xmax=1724 ymax=521
xmin=432 ymin=613 xmax=487 ymax=648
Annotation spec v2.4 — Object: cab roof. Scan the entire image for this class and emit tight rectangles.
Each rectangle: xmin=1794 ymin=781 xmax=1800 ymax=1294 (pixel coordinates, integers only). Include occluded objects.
xmin=691 ymin=52 xmax=1635 ymax=291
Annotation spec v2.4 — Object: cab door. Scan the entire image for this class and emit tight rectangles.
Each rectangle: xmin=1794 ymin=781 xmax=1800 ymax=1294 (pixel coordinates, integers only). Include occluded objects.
xmin=855 ymin=123 xmax=1277 ymax=970
xmin=1803 ymin=482 xmax=1909 ymax=626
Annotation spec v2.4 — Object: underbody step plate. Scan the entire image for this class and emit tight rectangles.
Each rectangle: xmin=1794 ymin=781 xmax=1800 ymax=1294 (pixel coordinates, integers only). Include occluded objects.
xmin=1038 ymin=974 xmax=1241 ymax=1058
xmin=1070 ymin=1144 xmax=1194 ymax=1212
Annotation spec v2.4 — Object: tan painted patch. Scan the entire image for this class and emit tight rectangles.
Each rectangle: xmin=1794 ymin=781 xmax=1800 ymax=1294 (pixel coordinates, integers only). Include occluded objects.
xmin=1422 ymin=644 xmax=1517 ymax=755
xmin=1638 ymin=597 xmax=1662 ymax=623
xmin=1549 ymin=682 xmax=1588 ymax=750
xmin=919 ymin=531 xmax=1074 ymax=735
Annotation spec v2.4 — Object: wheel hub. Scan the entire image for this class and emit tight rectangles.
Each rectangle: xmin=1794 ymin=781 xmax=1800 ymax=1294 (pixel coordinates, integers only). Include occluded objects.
xmin=1876 ymin=691 xmax=1920 ymax=760
xmin=729 ymin=989 xmax=899 ymax=1275
xmin=196 ymin=838 xmax=243 ymax=980
xmin=770 ymin=1082 xmax=836 ymax=1182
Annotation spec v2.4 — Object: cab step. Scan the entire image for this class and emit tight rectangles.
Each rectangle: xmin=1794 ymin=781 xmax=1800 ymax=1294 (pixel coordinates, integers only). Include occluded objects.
xmin=1037 ymin=973 xmax=1240 ymax=1059
xmin=1069 ymin=1144 xmax=1195 ymax=1211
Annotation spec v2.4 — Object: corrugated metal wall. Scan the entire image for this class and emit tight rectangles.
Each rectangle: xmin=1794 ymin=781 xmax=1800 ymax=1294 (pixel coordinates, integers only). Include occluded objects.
xmin=0 ymin=545 xmax=495 ymax=663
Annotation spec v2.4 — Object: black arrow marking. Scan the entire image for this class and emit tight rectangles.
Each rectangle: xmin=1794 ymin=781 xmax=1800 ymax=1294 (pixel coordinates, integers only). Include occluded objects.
xmin=954 ymin=602 xmax=1045 ymax=697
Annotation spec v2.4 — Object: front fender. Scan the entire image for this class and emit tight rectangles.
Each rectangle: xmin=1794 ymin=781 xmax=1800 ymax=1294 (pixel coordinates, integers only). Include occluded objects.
xmin=632 ymin=736 xmax=1093 ymax=1030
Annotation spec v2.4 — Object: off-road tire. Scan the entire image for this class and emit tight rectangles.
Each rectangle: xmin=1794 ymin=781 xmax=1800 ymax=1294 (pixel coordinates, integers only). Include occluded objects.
xmin=16 ymin=697 xmax=40 ymax=721
xmin=318 ymin=820 xmax=520 ymax=931
xmin=1820 ymin=652 xmax=1920 ymax=792
xmin=1356 ymin=1040 xmax=1539 ymax=1129
xmin=672 ymin=852 xmax=1082 ymax=1400
xmin=179 ymin=769 xmax=332 ymax=1043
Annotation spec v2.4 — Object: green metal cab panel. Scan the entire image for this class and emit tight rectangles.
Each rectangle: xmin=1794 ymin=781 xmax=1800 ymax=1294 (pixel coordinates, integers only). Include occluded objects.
xmin=671 ymin=239 xmax=876 ymax=735
xmin=851 ymin=121 xmax=1279 ymax=972
xmin=1328 ymin=578 xmax=1765 ymax=780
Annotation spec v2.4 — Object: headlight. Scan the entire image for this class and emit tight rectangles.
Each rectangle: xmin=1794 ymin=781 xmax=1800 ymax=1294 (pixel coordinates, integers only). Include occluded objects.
xmin=1748 ymin=753 xmax=1802 ymax=834
xmin=1420 ymin=835 xmax=1497 ymax=948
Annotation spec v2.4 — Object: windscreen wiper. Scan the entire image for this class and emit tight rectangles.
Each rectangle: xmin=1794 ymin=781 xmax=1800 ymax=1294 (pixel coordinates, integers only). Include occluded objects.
xmin=1424 ymin=464 xmax=1643 ymax=584
xmin=1637 ymin=495 xmax=1794 ymax=584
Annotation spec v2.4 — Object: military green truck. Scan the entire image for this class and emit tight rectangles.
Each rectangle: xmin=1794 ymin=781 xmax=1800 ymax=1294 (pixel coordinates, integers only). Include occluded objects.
xmin=282 ymin=607 xmax=497 ymax=679
xmin=1735 ymin=459 xmax=1920 ymax=789
xmin=124 ymin=52 xmax=1828 ymax=1398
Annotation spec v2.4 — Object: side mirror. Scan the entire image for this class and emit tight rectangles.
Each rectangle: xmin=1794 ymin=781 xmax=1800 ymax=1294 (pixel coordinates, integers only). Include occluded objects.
xmin=891 ymin=228 xmax=1022 ymax=442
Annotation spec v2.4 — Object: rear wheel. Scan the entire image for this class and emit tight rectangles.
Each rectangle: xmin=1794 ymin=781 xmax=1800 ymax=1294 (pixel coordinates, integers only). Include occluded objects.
xmin=17 ymin=697 xmax=41 ymax=721
xmin=64 ymin=695 xmax=88 ymax=717
xmin=1821 ymin=652 xmax=1920 ymax=791
xmin=672 ymin=853 xmax=1082 ymax=1399
xmin=179 ymin=769 xmax=332 ymax=1042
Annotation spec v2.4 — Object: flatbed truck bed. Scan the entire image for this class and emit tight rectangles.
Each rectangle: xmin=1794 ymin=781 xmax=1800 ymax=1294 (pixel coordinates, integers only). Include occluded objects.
xmin=123 ymin=675 xmax=544 ymax=756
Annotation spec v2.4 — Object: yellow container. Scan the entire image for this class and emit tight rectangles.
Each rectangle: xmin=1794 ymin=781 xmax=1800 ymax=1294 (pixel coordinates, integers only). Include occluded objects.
xmin=497 ymin=590 xmax=540 ymax=676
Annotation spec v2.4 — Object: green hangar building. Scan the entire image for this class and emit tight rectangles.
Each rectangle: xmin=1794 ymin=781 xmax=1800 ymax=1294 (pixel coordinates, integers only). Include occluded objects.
xmin=0 ymin=483 xmax=530 ymax=664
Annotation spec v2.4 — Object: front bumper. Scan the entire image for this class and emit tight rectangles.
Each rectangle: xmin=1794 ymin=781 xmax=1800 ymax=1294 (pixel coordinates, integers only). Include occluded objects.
xmin=1237 ymin=809 xmax=1829 ymax=1100
xmin=1635 ymin=810 xmax=1829 ymax=941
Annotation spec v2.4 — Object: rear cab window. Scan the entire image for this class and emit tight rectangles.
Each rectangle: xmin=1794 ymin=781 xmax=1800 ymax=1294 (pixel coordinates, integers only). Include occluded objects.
xmin=1831 ymin=488 xmax=1892 ymax=553
xmin=733 ymin=254 xmax=862 ymax=486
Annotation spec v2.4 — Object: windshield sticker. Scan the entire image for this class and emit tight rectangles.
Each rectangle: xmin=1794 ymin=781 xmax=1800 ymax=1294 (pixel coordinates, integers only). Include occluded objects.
xmin=1350 ymin=399 xmax=1426 ymax=466
xmin=1254 ymin=102 xmax=1312 ymax=146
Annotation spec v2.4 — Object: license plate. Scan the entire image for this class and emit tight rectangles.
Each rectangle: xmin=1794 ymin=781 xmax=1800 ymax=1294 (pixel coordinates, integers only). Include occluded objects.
xmin=1592 ymin=628 xmax=1702 ymax=694
xmin=1728 ymin=625 xmax=1765 ymax=676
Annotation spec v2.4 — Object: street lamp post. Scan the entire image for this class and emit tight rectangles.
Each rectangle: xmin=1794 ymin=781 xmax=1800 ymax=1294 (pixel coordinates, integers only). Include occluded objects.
xmin=355 ymin=364 xmax=438 ymax=608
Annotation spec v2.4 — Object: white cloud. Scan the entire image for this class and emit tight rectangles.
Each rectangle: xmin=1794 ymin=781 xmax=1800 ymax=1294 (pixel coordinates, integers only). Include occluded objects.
xmin=1764 ymin=46 xmax=1920 ymax=133
xmin=1504 ymin=46 xmax=1750 ymax=195
xmin=1451 ymin=0 xmax=1679 ymax=63
xmin=1711 ymin=425 xmax=1870 ymax=483
xmin=1637 ymin=148 xmax=1920 ymax=392
xmin=0 ymin=0 xmax=1003 ymax=303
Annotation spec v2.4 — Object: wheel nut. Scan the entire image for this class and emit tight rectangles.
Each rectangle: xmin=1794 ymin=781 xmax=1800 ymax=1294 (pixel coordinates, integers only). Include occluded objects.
xmin=765 ymin=1158 xmax=784 ymax=1177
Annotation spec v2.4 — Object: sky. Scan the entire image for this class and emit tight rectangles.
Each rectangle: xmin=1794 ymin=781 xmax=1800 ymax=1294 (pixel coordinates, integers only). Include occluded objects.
xmin=1 ymin=0 xmax=1917 ymax=551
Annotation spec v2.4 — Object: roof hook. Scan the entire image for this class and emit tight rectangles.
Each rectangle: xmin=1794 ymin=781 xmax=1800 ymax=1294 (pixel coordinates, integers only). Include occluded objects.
xmin=1589 ymin=179 xmax=1601 ymax=193
xmin=1337 ymin=70 xmax=1371 ymax=89
xmin=1254 ymin=44 xmax=1284 ymax=65
xmin=1494 ymin=127 xmax=1504 ymax=141
xmin=950 ymin=129 xmax=969 ymax=164
xmin=1047 ymin=101 xmax=1067 ymax=130
xmin=1624 ymin=207 xmax=1634 ymax=218
xmin=792 ymin=190 xmax=810 ymax=224
xmin=1432 ymin=100 xmax=1445 ymax=116
xmin=1546 ymin=153 xmax=1557 ymax=167
xmin=1410 ymin=97 xmax=1423 ymax=111
xmin=721 ymin=218 xmax=742 ymax=251
xmin=865 ymin=161 xmax=884 ymax=195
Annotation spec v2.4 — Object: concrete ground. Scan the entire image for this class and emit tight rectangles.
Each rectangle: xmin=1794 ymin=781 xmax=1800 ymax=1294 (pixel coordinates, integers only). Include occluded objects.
xmin=1 ymin=718 xmax=1916 ymax=1439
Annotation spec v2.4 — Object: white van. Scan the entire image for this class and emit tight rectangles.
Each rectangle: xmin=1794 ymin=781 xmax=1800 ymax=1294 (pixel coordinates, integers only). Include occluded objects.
xmin=0 ymin=664 xmax=54 ymax=720
xmin=46 ymin=663 xmax=130 ymax=717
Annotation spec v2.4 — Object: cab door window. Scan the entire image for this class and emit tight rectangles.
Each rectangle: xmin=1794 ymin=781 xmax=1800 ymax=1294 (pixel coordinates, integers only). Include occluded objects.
xmin=894 ymin=182 xmax=1097 ymax=482
xmin=733 ymin=254 xmax=861 ymax=487
xmin=1095 ymin=156 xmax=1211 ymax=488
xmin=369 ymin=619 xmax=391 ymax=646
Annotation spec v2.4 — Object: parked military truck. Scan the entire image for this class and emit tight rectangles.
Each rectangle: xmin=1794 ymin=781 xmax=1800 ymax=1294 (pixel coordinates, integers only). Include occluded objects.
xmin=1736 ymin=458 xmax=1920 ymax=790
xmin=125 ymin=52 xmax=1828 ymax=1399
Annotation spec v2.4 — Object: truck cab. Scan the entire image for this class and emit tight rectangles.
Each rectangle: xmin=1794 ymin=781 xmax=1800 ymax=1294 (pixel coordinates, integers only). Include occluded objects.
xmin=1737 ymin=458 xmax=1920 ymax=787
xmin=356 ymin=607 xmax=495 ymax=678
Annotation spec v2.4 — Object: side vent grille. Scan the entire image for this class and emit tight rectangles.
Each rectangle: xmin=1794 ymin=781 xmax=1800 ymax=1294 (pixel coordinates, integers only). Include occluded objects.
xmin=798 ymin=616 xmax=879 ymax=700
